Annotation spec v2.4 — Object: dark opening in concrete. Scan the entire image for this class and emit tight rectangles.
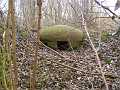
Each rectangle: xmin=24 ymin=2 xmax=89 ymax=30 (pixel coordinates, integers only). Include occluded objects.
xmin=57 ymin=41 xmax=69 ymax=50
xmin=44 ymin=42 xmax=48 ymax=46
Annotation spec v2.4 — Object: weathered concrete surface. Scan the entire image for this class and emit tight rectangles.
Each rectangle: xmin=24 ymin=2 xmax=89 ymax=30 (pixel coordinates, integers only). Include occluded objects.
xmin=40 ymin=25 xmax=84 ymax=49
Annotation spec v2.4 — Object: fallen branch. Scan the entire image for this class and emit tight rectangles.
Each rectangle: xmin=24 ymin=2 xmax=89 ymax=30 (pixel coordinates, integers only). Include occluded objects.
xmin=37 ymin=40 xmax=120 ymax=79
xmin=41 ymin=54 xmax=120 ymax=79
xmin=38 ymin=40 xmax=78 ymax=62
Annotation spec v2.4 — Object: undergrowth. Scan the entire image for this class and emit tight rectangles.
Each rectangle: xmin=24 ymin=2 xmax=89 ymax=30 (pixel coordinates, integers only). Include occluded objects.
xmin=0 ymin=47 xmax=9 ymax=90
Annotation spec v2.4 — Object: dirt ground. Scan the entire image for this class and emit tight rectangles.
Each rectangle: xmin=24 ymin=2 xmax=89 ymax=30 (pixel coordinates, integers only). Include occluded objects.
xmin=17 ymin=30 xmax=120 ymax=90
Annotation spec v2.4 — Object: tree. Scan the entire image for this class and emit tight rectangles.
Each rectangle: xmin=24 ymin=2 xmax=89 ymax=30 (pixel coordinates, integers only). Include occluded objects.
xmin=30 ymin=0 xmax=42 ymax=90
xmin=20 ymin=0 xmax=37 ymax=29
xmin=42 ymin=0 xmax=95 ymax=28
xmin=8 ymin=0 xmax=18 ymax=90
xmin=115 ymin=0 xmax=120 ymax=11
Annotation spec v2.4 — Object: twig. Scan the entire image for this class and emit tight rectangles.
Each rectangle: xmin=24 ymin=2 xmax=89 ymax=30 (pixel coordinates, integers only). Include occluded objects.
xmin=94 ymin=0 xmax=118 ymax=18
xmin=43 ymin=55 xmax=120 ymax=79
xmin=38 ymin=40 xmax=78 ymax=62
xmin=80 ymin=7 xmax=109 ymax=90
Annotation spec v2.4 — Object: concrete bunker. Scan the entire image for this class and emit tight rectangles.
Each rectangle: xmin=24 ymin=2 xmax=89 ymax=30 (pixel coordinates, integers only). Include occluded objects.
xmin=40 ymin=25 xmax=84 ymax=50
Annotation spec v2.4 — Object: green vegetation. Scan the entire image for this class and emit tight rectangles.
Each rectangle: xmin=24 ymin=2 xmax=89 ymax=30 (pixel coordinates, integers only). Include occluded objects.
xmin=101 ymin=31 xmax=110 ymax=41
xmin=0 ymin=25 xmax=5 ymax=33
xmin=0 ymin=48 xmax=9 ymax=90
xmin=18 ymin=30 xmax=29 ymax=39
xmin=105 ymin=58 xmax=112 ymax=65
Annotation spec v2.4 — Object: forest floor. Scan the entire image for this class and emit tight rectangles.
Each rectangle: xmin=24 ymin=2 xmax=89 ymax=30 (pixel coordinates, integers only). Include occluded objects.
xmin=17 ymin=31 xmax=120 ymax=90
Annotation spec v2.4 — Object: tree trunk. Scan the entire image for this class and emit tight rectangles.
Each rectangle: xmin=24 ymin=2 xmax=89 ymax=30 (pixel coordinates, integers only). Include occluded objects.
xmin=8 ymin=0 xmax=18 ymax=90
xmin=30 ymin=0 xmax=42 ymax=90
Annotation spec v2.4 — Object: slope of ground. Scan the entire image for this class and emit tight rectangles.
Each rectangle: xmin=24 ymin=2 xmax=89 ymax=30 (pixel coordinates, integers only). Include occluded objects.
xmin=16 ymin=31 xmax=120 ymax=90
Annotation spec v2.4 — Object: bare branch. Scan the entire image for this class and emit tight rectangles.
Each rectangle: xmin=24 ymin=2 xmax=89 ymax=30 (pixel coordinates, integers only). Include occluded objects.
xmin=80 ymin=5 xmax=109 ymax=90
xmin=94 ymin=0 xmax=118 ymax=18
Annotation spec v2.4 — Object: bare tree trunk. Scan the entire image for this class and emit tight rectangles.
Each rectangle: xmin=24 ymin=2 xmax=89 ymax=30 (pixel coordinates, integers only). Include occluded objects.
xmin=30 ymin=0 xmax=42 ymax=90
xmin=8 ymin=0 xmax=18 ymax=90
xmin=20 ymin=0 xmax=37 ymax=29
xmin=5 ymin=1 xmax=13 ymax=90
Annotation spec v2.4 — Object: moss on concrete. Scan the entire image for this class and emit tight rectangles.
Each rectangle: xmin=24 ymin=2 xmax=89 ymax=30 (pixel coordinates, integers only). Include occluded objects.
xmin=40 ymin=25 xmax=84 ymax=49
